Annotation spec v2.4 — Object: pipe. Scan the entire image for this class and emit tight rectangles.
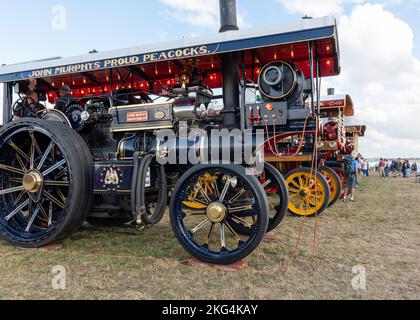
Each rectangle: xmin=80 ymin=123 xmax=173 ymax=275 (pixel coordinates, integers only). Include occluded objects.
xmin=219 ymin=0 xmax=240 ymax=129
xmin=219 ymin=0 xmax=239 ymax=32
xmin=328 ymin=88 xmax=335 ymax=96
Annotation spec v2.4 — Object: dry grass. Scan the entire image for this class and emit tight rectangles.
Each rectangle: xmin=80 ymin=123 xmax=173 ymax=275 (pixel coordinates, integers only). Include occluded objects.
xmin=0 ymin=175 xmax=419 ymax=300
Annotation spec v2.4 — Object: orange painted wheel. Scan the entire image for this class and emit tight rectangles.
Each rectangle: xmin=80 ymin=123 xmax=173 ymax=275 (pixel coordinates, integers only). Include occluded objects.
xmin=320 ymin=166 xmax=343 ymax=207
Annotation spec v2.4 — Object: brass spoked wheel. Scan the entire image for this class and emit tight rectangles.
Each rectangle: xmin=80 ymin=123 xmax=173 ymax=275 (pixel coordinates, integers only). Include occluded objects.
xmin=320 ymin=166 xmax=343 ymax=207
xmin=0 ymin=119 xmax=93 ymax=247
xmin=285 ymin=168 xmax=331 ymax=217
xmin=170 ymin=164 xmax=269 ymax=265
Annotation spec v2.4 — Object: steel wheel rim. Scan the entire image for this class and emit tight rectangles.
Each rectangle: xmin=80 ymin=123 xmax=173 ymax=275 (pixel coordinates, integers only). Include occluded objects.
xmin=174 ymin=167 xmax=263 ymax=259
xmin=286 ymin=171 xmax=326 ymax=216
xmin=260 ymin=169 xmax=282 ymax=221
xmin=0 ymin=127 xmax=70 ymax=241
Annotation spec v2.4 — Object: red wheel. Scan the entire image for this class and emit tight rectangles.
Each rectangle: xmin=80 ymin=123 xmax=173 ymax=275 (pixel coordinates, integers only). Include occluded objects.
xmin=332 ymin=167 xmax=346 ymax=199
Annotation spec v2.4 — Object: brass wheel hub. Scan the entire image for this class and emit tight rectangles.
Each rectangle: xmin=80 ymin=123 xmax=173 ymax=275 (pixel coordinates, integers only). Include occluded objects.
xmin=206 ymin=202 xmax=227 ymax=223
xmin=22 ymin=171 xmax=43 ymax=193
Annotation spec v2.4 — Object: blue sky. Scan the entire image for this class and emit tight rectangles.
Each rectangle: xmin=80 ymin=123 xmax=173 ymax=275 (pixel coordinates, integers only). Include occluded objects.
xmin=0 ymin=0 xmax=419 ymax=157
xmin=0 ymin=0 xmax=417 ymax=64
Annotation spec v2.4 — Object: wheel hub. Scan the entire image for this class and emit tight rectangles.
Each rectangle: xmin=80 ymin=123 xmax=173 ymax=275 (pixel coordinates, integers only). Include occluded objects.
xmin=299 ymin=189 xmax=308 ymax=198
xmin=22 ymin=171 xmax=43 ymax=193
xmin=206 ymin=202 xmax=227 ymax=223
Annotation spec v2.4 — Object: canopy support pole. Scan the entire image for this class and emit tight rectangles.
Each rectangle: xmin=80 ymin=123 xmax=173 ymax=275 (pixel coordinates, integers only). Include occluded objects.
xmin=2 ymin=83 xmax=12 ymax=124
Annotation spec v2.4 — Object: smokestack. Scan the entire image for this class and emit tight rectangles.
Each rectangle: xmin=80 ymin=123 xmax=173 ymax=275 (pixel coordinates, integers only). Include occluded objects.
xmin=219 ymin=0 xmax=239 ymax=32
xmin=328 ymin=88 xmax=335 ymax=96
xmin=219 ymin=0 xmax=240 ymax=129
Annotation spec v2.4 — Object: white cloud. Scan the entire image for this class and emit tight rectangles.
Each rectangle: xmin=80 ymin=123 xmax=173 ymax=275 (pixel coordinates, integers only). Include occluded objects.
xmin=327 ymin=4 xmax=420 ymax=158
xmin=277 ymin=0 xmax=363 ymax=17
xmin=159 ymin=0 xmax=246 ymax=29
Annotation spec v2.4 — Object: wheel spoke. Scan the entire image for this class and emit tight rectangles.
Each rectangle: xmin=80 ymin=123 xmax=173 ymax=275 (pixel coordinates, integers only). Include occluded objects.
xmin=219 ymin=178 xmax=232 ymax=201
xmin=196 ymin=182 xmax=211 ymax=204
xmin=182 ymin=209 xmax=206 ymax=217
xmin=15 ymin=155 xmax=28 ymax=173
xmin=13 ymin=190 xmax=26 ymax=206
xmin=186 ymin=198 xmax=208 ymax=207
xmin=29 ymin=132 xmax=42 ymax=155
xmin=261 ymin=179 xmax=272 ymax=189
xmin=44 ymin=180 xmax=70 ymax=188
xmin=37 ymin=142 xmax=54 ymax=171
xmin=191 ymin=218 xmax=211 ymax=234
xmin=56 ymin=189 xmax=67 ymax=203
xmin=0 ymin=164 xmax=25 ymax=176
xmin=25 ymin=207 xmax=41 ymax=233
xmin=228 ymin=204 xmax=254 ymax=213
xmin=228 ymin=188 xmax=245 ymax=204
xmin=7 ymin=142 xmax=30 ymax=162
xmin=205 ymin=222 xmax=215 ymax=245
xmin=0 ymin=186 xmax=25 ymax=196
xmin=220 ymin=223 xmax=226 ymax=249
xmin=55 ymin=168 xmax=68 ymax=179
xmin=43 ymin=190 xmax=66 ymax=209
xmin=9 ymin=178 xmax=23 ymax=184
xmin=48 ymin=202 xmax=53 ymax=226
xmin=29 ymin=139 xmax=35 ymax=170
xmin=42 ymin=159 xmax=66 ymax=177
xmin=290 ymin=179 xmax=300 ymax=189
xmin=5 ymin=199 xmax=29 ymax=221
xmin=225 ymin=221 xmax=241 ymax=243
xmin=38 ymin=202 xmax=49 ymax=221
xmin=231 ymin=215 xmax=253 ymax=228
xmin=212 ymin=181 xmax=220 ymax=198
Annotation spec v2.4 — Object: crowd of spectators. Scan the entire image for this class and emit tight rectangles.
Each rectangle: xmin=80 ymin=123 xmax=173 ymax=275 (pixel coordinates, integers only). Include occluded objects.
xmin=374 ymin=159 xmax=418 ymax=178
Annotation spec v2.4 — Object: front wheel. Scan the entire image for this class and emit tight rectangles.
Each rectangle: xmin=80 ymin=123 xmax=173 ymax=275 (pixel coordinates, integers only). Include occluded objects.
xmin=170 ymin=165 xmax=269 ymax=265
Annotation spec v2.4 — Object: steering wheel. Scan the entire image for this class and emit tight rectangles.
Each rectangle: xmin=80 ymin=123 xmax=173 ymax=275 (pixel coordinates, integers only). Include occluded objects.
xmin=12 ymin=97 xmax=44 ymax=118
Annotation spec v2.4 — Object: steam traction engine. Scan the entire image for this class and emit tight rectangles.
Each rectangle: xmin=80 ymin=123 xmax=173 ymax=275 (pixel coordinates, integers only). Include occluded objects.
xmin=0 ymin=1 xmax=342 ymax=264
xmin=317 ymin=92 xmax=355 ymax=201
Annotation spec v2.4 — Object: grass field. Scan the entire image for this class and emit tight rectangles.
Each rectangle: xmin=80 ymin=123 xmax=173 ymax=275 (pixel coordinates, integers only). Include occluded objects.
xmin=0 ymin=174 xmax=419 ymax=300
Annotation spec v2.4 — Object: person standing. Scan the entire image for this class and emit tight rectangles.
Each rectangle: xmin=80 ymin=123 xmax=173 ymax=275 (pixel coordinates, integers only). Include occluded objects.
xmin=412 ymin=162 xmax=418 ymax=174
xmin=343 ymin=151 xmax=359 ymax=203
xmin=397 ymin=159 xmax=403 ymax=178
xmin=385 ymin=159 xmax=390 ymax=177
xmin=403 ymin=160 xmax=410 ymax=178
xmin=362 ymin=159 xmax=369 ymax=177
xmin=378 ymin=158 xmax=386 ymax=179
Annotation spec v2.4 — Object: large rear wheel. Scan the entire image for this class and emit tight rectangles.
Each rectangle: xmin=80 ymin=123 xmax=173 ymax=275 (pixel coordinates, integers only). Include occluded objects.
xmin=170 ymin=164 xmax=269 ymax=265
xmin=260 ymin=163 xmax=289 ymax=233
xmin=0 ymin=119 xmax=93 ymax=247
xmin=285 ymin=168 xmax=331 ymax=217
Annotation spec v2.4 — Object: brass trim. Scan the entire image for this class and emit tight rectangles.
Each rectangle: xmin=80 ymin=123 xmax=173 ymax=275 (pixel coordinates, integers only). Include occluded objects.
xmin=109 ymin=124 xmax=173 ymax=132
xmin=110 ymin=102 xmax=172 ymax=111
xmin=22 ymin=171 xmax=43 ymax=193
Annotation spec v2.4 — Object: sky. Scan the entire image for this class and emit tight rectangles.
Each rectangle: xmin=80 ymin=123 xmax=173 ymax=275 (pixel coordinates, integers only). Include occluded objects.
xmin=0 ymin=0 xmax=419 ymax=158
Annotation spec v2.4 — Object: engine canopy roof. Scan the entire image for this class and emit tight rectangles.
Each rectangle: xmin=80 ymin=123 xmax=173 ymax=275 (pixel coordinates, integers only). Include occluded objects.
xmin=0 ymin=16 xmax=340 ymax=93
